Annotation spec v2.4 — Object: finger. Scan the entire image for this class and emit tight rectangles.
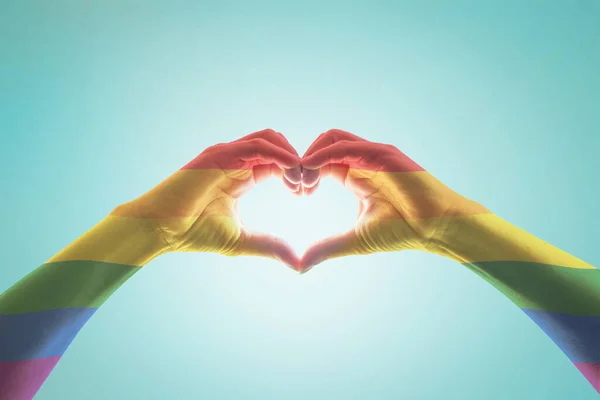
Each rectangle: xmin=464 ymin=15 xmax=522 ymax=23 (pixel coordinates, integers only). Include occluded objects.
xmin=235 ymin=129 xmax=302 ymax=185
xmin=301 ymin=129 xmax=365 ymax=188
xmin=283 ymin=167 xmax=302 ymax=184
xmin=235 ymin=128 xmax=299 ymax=156
xmin=316 ymin=163 xmax=350 ymax=186
xmin=253 ymin=164 xmax=300 ymax=193
xmin=301 ymin=168 xmax=320 ymax=188
xmin=303 ymin=179 xmax=319 ymax=196
xmin=232 ymin=138 xmax=301 ymax=170
xmin=299 ymin=230 xmax=364 ymax=273
xmin=252 ymin=163 xmax=283 ymax=184
xmin=304 ymin=141 xmax=422 ymax=173
xmin=235 ymin=229 xmax=301 ymax=271
xmin=283 ymin=178 xmax=301 ymax=193
xmin=302 ymin=141 xmax=382 ymax=170
xmin=303 ymin=165 xmax=350 ymax=196
xmin=303 ymin=129 xmax=366 ymax=158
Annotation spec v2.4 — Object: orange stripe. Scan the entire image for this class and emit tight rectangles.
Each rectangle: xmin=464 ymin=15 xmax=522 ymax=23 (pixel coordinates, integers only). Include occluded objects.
xmin=348 ymin=169 xmax=490 ymax=219
xmin=48 ymin=216 xmax=169 ymax=266
xmin=112 ymin=169 xmax=249 ymax=219
xmin=114 ymin=169 xmax=488 ymax=220
xmin=426 ymin=214 xmax=595 ymax=268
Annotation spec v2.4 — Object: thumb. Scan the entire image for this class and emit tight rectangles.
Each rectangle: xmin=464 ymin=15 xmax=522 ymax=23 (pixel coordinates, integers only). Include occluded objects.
xmin=300 ymin=230 xmax=364 ymax=274
xmin=234 ymin=229 xmax=300 ymax=271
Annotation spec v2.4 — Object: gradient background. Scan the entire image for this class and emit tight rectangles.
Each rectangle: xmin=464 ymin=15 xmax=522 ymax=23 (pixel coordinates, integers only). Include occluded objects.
xmin=1 ymin=1 xmax=599 ymax=399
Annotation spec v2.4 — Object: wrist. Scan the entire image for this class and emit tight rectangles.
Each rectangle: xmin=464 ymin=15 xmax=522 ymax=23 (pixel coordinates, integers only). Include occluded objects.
xmin=48 ymin=208 xmax=171 ymax=267
xmin=429 ymin=208 xmax=591 ymax=269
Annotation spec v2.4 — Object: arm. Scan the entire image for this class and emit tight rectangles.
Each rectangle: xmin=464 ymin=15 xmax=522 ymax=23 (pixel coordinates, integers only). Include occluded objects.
xmin=0 ymin=215 xmax=167 ymax=399
xmin=0 ymin=129 xmax=301 ymax=400
xmin=299 ymin=129 xmax=600 ymax=394
xmin=433 ymin=213 xmax=600 ymax=392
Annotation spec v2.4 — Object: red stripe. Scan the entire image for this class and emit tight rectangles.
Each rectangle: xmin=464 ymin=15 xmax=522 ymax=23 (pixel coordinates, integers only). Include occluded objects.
xmin=574 ymin=362 xmax=600 ymax=393
xmin=340 ymin=143 xmax=425 ymax=171
xmin=182 ymin=146 xmax=424 ymax=172
xmin=181 ymin=154 xmax=253 ymax=170
xmin=333 ymin=158 xmax=424 ymax=172
xmin=0 ymin=357 xmax=61 ymax=400
xmin=303 ymin=141 xmax=426 ymax=172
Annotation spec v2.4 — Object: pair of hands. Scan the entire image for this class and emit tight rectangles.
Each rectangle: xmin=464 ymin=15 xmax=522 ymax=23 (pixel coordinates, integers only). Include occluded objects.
xmin=116 ymin=129 xmax=485 ymax=272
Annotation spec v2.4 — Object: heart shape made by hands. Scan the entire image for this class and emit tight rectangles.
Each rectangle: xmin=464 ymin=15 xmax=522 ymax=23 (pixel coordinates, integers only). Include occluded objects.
xmin=239 ymin=176 xmax=358 ymax=257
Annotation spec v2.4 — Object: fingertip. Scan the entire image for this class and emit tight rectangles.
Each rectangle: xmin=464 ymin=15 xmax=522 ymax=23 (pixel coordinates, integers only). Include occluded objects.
xmin=267 ymin=236 xmax=301 ymax=271
xmin=237 ymin=230 xmax=301 ymax=270
xmin=280 ymin=247 xmax=302 ymax=272
xmin=301 ymin=155 xmax=318 ymax=170
xmin=283 ymin=178 xmax=300 ymax=193
xmin=299 ymin=230 xmax=359 ymax=271
xmin=299 ymin=261 xmax=319 ymax=274
xmin=299 ymin=249 xmax=323 ymax=273
xmin=303 ymin=183 xmax=319 ymax=196
xmin=301 ymin=168 xmax=320 ymax=188
xmin=280 ymin=155 xmax=302 ymax=171
xmin=284 ymin=166 xmax=302 ymax=184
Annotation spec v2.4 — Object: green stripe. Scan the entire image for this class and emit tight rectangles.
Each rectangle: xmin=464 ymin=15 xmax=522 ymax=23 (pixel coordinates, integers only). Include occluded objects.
xmin=0 ymin=260 xmax=140 ymax=314
xmin=465 ymin=261 xmax=600 ymax=315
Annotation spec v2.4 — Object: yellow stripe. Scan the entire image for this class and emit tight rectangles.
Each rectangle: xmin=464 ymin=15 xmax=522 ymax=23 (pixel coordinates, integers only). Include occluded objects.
xmin=156 ymin=215 xmax=242 ymax=254
xmin=48 ymin=215 xmax=170 ymax=266
xmin=347 ymin=169 xmax=490 ymax=219
xmin=424 ymin=213 xmax=595 ymax=269
xmin=112 ymin=169 xmax=249 ymax=219
xmin=107 ymin=168 xmax=247 ymax=256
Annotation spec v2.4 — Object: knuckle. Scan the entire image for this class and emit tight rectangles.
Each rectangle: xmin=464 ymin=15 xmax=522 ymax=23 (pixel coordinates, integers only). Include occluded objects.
xmin=258 ymin=128 xmax=282 ymax=140
xmin=384 ymin=143 xmax=401 ymax=154
xmin=248 ymin=137 xmax=267 ymax=147
xmin=335 ymin=139 xmax=352 ymax=147
xmin=204 ymin=142 xmax=225 ymax=154
xmin=324 ymin=129 xmax=340 ymax=142
xmin=324 ymin=128 xmax=342 ymax=136
xmin=269 ymin=129 xmax=288 ymax=142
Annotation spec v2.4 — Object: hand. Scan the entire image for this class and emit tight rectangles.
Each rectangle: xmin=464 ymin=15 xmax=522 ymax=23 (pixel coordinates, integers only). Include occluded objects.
xmin=299 ymin=129 xmax=488 ymax=272
xmin=113 ymin=129 xmax=303 ymax=270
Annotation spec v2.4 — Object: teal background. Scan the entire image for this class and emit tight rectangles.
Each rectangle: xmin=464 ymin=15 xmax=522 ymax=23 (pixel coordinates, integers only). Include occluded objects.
xmin=1 ymin=1 xmax=599 ymax=399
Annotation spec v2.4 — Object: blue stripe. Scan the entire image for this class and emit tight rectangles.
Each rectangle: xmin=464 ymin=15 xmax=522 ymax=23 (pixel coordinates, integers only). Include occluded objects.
xmin=523 ymin=308 xmax=600 ymax=363
xmin=0 ymin=308 xmax=97 ymax=361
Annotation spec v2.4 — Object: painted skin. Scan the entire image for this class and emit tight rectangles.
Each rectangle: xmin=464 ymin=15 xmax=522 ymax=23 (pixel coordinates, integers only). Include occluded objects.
xmin=299 ymin=129 xmax=600 ymax=394
xmin=299 ymin=128 xmax=488 ymax=272
xmin=0 ymin=129 xmax=303 ymax=400
xmin=112 ymin=128 xmax=303 ymax=269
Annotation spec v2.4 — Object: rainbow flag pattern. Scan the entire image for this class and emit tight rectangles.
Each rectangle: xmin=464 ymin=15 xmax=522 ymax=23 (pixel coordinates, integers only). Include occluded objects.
xmin=0 ymin=214 xmax=167 ymax=399
xmin=1 ymin=137 xmax=600 ymax=398
xmin=0 ymin=155 xmax=254 ymax=399
xmin=303 ymin=145 xmax=600 ymax=395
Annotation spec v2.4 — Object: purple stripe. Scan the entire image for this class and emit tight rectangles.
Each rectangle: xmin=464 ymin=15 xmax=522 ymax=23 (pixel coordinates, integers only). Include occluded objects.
xmin=574 ymin=362 xmax=600 ymax=393
xmin=0 ymin=356 xmax=60 ymax=400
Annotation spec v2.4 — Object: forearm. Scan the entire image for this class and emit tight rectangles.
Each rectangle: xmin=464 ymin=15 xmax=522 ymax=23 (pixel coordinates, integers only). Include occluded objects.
xmin=431 ymin=211 xmax=600 ymax=392
xmin=0 ymin=213 xmax=168 ymax=399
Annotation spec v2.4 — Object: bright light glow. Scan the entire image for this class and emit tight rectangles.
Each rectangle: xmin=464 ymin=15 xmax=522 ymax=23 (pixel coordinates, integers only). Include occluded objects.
xmin=239 ymin=177 xmax=358 ymax=256
xmin=157 ymin=174 xmax=426 ymax=381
